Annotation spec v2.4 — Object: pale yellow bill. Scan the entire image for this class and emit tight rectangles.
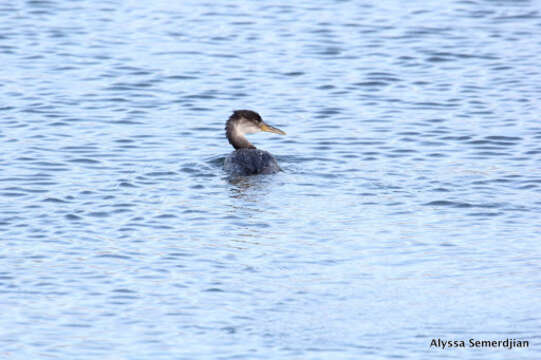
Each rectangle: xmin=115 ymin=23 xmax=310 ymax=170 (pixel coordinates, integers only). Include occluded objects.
xmin=260 ymin=122 xmax=286 ymax=135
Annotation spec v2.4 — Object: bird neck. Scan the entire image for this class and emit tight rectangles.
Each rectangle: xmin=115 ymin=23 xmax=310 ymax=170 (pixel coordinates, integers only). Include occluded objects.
xmin=226 ymin=120 xmax=256 ymax=150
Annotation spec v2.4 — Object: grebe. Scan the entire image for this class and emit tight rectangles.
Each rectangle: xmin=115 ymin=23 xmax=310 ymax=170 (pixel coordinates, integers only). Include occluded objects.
xmin=224 ymin=110 xmax=286 ymax=175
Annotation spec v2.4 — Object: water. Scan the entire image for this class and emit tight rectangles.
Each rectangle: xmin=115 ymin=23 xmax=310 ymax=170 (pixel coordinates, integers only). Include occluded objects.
xmin=1 ymin=0 xmax=540 ymax=358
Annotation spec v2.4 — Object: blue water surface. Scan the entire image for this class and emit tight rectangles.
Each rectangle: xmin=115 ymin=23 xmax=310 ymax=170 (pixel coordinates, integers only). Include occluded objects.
xmin=1 ymin=0 xmax=540 ymax=359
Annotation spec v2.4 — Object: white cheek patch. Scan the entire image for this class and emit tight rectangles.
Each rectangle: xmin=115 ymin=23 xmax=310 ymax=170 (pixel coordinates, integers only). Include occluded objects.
xmin=238 ymin=118 xmax=261 ymax=134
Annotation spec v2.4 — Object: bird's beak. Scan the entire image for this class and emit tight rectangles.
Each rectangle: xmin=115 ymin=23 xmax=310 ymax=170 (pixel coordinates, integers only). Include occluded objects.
xmin=260 ymin=122 xmax=286 ymax=135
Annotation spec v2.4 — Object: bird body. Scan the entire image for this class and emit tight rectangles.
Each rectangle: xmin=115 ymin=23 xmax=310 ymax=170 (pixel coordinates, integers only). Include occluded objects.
xmin=224 ymin=148 xmax=280 ymax=175
xmin=224 ymin=110 xmax=285 ymax=176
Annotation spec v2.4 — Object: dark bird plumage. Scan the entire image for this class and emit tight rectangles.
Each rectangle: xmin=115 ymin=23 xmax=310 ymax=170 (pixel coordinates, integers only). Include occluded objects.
xmin=224 ymin=110 xmax=286 ymax=176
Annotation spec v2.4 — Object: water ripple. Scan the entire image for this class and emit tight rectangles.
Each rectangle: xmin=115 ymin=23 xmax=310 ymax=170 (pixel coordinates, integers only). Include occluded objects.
xmin=1 ymin=0 xmax=540 ymax=359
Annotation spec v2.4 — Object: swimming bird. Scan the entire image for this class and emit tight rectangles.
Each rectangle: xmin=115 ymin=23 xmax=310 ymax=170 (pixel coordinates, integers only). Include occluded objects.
xmin=224 ymin=110 xmax=286 ymax=175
